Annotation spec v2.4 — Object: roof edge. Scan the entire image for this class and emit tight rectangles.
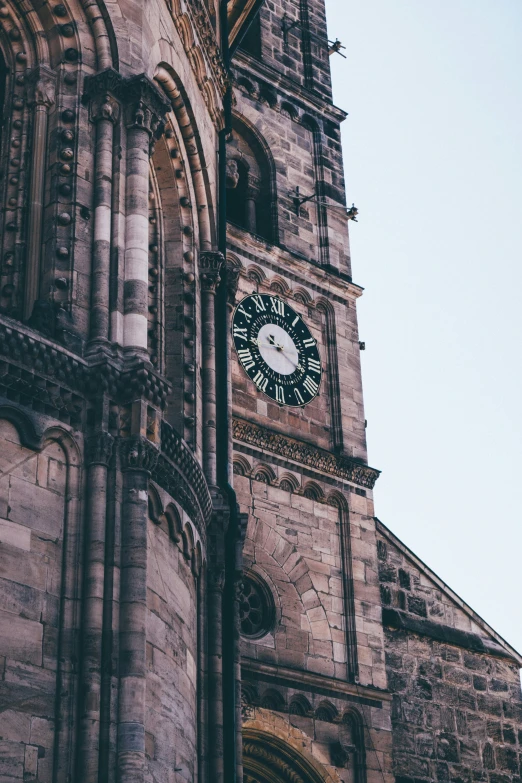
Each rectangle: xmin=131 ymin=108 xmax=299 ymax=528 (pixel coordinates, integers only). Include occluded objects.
xmin=375 ymin=518 xmax=522 ymax=667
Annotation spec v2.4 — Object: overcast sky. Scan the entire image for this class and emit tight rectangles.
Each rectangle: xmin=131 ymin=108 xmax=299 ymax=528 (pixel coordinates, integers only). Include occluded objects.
xmin=325 ymin=1 xmax=522 ymax=654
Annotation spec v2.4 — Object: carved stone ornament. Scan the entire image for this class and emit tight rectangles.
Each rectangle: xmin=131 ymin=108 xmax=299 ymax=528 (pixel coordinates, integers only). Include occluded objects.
xmin=90 ymin=92 xmax=120 ymax=124
xmin=200 ymin=251 xmax=225 ymax=293
xmin=233 ymin=418 xmax=381 ymax=489
xmin=26 ymin=66 xmax=56 ymax=108
xmin=226 ymin=158 xmax=240 ymax=189
xmin=85 ymin=431 xmax=114 ymax=467
xmin=119 ymin=435 xmax=159 ymax=473
xmin=243 ymin=742 xmax=306 ymax=783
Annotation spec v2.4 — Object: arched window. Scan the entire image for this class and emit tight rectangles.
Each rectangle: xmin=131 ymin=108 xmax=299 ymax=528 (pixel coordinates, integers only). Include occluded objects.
xmin=226 ymin=116 xmax=277 ymax=243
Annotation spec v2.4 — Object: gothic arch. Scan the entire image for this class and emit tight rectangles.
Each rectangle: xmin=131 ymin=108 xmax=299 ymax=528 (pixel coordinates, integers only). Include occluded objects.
xmin=243 ymin=728 xmax=337 ymax=783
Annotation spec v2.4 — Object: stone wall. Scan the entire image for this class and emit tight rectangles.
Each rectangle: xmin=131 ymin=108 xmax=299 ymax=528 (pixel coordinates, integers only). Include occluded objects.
xmin=0 ymin=419 xmax=73 ymax=782
xmin=146 ymin=509 xmax=200 ymax=781
xmin=236 ymin=474 xmax=386 ymax=691
xmin=377 ymin=524 xmax=522 ymax=783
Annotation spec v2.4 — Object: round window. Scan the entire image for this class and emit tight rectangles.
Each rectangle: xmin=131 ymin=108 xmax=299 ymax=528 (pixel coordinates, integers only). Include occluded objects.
xmin=240 ymin=572 xmax=275 ymax=639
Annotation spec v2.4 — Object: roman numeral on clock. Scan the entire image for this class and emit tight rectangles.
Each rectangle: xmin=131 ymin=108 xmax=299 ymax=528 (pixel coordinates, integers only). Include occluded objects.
xmin=237 ymin=348 xmax=256 ymax=370
xmin=294 ymin=388 xmax=304 ymax=405
xmin=233 ymin=325 xmax=248 ymax=341
xmin=237 ymin=305 xmax=252 ymax=322
xmin=270 ymin=298 xmax=285 ymax=316
xmin=275 ymin=385 xmax=285 ymax=404
xmin=307 ymin=358 xmax=321 ymax=374
xmin=252 ymin=295 xmax=266 ymax=313
xmin=303 ymin=337 xmax=316 ymax=348
xmin=302 ymin=375 xmax=319 ymax=396
xmin=253 ymin=370 xmax=268 ymax=392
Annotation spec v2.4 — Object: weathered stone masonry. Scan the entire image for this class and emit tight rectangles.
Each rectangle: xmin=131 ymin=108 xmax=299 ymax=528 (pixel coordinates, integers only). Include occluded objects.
xmin=0 ymin=0 xmax=519 ymax=781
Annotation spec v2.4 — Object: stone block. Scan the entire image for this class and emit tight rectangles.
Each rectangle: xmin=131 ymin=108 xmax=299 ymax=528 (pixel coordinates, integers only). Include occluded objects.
xmin=0 ymin=518 xmax=30 ymax=551
xmin=0 ymin=612 xmax=42 ymax=665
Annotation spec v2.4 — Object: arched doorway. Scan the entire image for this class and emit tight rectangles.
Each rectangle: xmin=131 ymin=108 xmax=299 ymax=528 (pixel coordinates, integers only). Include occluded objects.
xmin=243 ymin=728 xmax=336 ymax=783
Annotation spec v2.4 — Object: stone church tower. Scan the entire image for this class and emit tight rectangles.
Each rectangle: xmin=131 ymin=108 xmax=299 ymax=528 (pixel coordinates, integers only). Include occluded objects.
xmin=0 ymin=0 xmax=520 ymax=780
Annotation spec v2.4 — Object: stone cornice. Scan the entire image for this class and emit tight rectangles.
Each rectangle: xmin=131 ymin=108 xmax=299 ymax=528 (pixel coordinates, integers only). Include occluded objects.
xmin=233 ymin=418 xmax=380 ymax=489
xmin=227 ymin=231 xmax=364 ymax=303
xmin=242 ymin=659 xmax=391 ymax=706
xmin=232 ymin=52 xmax=347 ymax=124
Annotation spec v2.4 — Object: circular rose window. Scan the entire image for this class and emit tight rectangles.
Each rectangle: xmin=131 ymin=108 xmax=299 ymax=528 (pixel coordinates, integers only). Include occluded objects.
xmin=240 ymin=572 xmax=275 ymax=639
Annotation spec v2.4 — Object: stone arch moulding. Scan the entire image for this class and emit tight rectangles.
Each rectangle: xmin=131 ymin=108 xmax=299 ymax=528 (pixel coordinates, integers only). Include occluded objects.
xmin=243 ymin=728 xmax=337 ymax=783
xmin=155 ymin=64 xmax=216 ymax=252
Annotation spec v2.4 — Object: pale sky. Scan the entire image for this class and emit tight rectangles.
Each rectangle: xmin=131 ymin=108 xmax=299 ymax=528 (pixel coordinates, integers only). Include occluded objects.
xmin=326 ymin=1 xmax=522 ymax=654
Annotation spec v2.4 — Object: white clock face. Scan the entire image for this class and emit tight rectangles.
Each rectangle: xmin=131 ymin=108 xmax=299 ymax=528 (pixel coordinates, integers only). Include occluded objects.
xmin=257 ymin=323 xmax=299 ymax=376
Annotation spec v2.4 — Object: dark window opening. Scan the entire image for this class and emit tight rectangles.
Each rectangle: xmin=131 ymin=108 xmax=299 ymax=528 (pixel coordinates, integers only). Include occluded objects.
xmin=239 ymin=14 xmax=261 ymax=59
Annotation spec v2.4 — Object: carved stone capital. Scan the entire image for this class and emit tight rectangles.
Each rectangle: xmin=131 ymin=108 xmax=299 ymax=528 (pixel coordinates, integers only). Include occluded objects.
xmin=83 ymin=69 xmax=123 ymax=124
xmin=86 ymin=431 xmax=114 ymax=467
xmin=26 ymin=66 xmax=56 ymax=108
xmin=121 ymin=73 xmax=170 ymax=137
xmin=200 ymin=251 xmax=224 ymax=293
xmin=119 ymin=435 xmax=159 ymax=473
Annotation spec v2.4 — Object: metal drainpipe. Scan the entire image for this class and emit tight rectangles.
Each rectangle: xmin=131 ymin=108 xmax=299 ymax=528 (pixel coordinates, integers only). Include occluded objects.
xmin=217 ymin=0 xmax=238 ymax=781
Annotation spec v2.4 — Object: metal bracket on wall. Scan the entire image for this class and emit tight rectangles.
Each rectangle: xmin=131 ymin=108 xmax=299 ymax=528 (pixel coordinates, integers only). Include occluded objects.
xmin=281 ymin=13 xmax=302 ymax=48
xmin=328 ymin=39 xmax=347 ymax=58
xmin=288 ymin=187 xmax=359 ymax=221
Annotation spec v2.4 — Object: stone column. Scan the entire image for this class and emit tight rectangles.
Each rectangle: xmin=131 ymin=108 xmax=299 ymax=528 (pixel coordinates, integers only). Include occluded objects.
xmin=24 ymin=67 xmax=56 ymax=320
xmin=121 ymin=76 xmax=169 ymax=355
xmin=78 ymin=431 xmax=114 ymax=783
xmin=200 ymin=251 xmax=224 ymax=489
xmin=225 ymin=263 xmax=240 ymax=485
xmin=84 ymin=70 xmax=122 ymax=348
xmin=244 ymin=186 xmax=258 ymax=235
xmin=117 ymin=435 xmax=159 ymax=782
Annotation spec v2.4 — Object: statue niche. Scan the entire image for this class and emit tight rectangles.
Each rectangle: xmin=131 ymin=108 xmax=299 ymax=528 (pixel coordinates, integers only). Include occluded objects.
xmin=226 ymin=117 xmax=276 ymax=243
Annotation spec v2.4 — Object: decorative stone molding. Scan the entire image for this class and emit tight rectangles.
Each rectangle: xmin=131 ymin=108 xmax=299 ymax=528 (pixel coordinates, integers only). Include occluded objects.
xmin=184 ymin=0 xmax=228 ymax=96
xmin=233 ymin=418 xmax=380 ymax=489
xmin=85 ymin=431 xmax=114 ymax=467
xmin=243 ymin=742 xmax=305 ymax=783
xmin=200 ymin=251 xmax=225 ymax=293
xmin=119 ymin=435 xmax=159 ymax=473
xmin=26 ymin=66 xmax=56 ymax=107
xmin=84 ymin=70 xmax=169 ymax=134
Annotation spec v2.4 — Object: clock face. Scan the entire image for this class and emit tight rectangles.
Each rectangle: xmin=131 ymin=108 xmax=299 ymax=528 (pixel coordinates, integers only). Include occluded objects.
xmin=232 ymin=293 xmax=322 ymax=407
